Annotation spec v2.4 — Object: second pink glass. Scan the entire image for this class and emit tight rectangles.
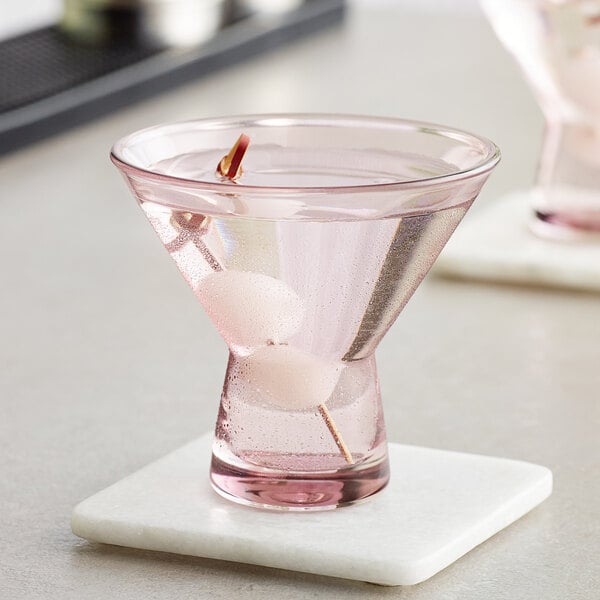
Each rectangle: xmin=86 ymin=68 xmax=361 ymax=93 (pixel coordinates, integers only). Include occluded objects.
xmin=111 ymin=115 xmax=499 ymax=510
xmin=483 ymin=0 xmax=600 ymax=239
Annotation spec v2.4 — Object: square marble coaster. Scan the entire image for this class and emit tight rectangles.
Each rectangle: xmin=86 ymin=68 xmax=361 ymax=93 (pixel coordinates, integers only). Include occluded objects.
xmin=434 ymin=191 xmax=600 ymax=292
xmin=72 ymin=433 xmax=552 ymax=586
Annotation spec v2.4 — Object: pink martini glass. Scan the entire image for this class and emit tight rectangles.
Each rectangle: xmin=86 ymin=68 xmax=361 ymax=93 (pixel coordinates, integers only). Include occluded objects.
xmin=111 ymin=114 xmax=499 ymax=511
xmin=482 ymin=0 xmax=600 ymax=239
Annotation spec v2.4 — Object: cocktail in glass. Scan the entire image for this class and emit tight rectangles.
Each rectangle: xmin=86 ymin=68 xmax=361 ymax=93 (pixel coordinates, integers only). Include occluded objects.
xmin=111 ymin=114 xmax=499 ymax=510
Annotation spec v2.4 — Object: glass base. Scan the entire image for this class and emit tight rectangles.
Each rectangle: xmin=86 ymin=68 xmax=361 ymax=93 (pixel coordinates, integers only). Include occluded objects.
xmin=210 ymin=450 xmax=390 ymax=511
xmin=531 ymin=211 xmax=600 ymax=242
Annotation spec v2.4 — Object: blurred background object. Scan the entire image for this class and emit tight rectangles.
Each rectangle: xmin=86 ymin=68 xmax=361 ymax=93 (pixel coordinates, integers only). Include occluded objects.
xmin=435 ymin=1 xmax=600 ymax=291
xmin=236 ymin=0 xmax=304 ymax=15
xmin=60 ymin=0 xmax=229 ymax=47
xmin=0 ymin=0 xmax=345 ymax=155
xmin=482 ymin=0 xmax=600 ymax=239
xmin=0 ymin=0 xmax=479 ymax=41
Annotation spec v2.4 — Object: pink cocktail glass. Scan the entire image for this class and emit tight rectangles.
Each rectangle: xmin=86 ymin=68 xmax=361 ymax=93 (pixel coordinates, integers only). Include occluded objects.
xmin=111 ymin=114 xmax=499 ymax=510
xmin=482 ymin=0 xmax=600 ymax=239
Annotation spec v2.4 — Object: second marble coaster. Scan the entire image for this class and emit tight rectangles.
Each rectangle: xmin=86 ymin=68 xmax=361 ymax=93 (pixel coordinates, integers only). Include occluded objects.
xmin=434 ymin=191 xmax=600 ymax=292
xmin=72 ymin=433 xmax=552 ymax=586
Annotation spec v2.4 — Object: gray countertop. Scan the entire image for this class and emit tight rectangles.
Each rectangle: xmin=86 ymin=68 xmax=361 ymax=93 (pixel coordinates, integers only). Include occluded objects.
xmin=1 ymin=5 xmax=599 ymax=599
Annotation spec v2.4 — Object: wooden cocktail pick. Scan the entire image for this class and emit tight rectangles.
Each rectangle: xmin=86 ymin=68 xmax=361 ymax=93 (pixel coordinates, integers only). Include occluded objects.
xmin=167 ymin=134 xmax=250 ymax=266
xmin=167 ymin=212 xmax=223 ymax=272
xmin=318 ymin=404 xmax=353 ymax=464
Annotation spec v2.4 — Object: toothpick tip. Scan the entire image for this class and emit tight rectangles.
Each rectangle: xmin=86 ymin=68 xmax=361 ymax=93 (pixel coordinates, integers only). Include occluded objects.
xmin=217 ymin=133 xmax=251 ymax=181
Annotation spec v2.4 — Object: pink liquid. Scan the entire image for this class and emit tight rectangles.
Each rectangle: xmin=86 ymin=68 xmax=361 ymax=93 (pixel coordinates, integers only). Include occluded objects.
xmin=139 ymin=148 xmax=472 ymax=509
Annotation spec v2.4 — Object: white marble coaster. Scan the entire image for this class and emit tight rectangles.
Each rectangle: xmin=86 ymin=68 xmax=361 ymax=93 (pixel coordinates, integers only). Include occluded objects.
xmin=434 ymin=191 xmax=600 ymax=292
xmin=72 ymin=433 xmax=552 ymax=586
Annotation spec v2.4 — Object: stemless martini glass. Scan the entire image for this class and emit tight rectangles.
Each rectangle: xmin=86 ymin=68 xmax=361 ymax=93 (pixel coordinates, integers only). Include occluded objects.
xmin=482 ymin=0 xmax=600 ymax=239
xmin=111 ymin=114 xmax=499 ymax=511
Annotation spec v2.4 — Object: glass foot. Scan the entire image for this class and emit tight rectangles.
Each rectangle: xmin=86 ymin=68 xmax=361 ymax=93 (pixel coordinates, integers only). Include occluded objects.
xmin=210 ymin=450 xmax=390 ymax=511
xmin=531 ymin=211 xmax=600 ymax=242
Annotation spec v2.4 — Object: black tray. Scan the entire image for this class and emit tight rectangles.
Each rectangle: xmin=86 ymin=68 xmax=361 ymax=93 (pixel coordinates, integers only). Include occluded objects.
xmin=0 ymin=0 xmax=345 ymax=155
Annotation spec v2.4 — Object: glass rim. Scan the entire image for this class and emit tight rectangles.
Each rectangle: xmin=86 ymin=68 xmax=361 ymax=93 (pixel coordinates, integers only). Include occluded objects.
xmin=110 ymin=113 xmax=501 ymax=196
